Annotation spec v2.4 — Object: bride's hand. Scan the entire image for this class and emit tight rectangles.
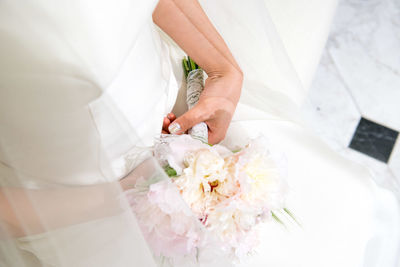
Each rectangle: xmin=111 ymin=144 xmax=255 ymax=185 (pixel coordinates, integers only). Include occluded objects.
xmin=167 ymin=69 xmax=243 ymax=144
xmin=153 ymin=0 xmax=243 ymax=144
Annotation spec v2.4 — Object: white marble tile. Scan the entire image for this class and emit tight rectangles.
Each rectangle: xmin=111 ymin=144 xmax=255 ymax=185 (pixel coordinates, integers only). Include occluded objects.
xmin=303 ymin=0 xmax=400 ymax=195
xmin=302 ymin=50 xmax=360 ymax=151
xmin=326 ymin=0 xmax=400 ymax=131
xmin=303 ymin=52 xmax=400 ymax=196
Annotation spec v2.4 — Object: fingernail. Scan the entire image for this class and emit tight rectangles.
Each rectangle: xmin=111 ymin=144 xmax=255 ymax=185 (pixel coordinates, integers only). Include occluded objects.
xmin=167 ymin=113 xmax=174 ymax=120
xmin=168 ymin=122 xmax=181 ymax=134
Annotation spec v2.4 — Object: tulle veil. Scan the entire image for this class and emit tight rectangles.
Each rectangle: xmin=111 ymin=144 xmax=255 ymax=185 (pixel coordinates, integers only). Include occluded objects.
xmin=0 ymin=0 xmax=307 ymax=266
xmin=163 ymin=0 xmax=307 ymax=125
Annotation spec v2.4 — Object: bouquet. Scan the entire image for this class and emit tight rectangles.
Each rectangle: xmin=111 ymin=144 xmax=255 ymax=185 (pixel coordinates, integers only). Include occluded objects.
xmin=125 ymin=57 xmax=297 ymax=266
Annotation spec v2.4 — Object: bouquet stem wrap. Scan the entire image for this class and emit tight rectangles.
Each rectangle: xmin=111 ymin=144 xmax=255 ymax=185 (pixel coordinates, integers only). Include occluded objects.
xmin=186 ymin=69 xmax=208 ymax=144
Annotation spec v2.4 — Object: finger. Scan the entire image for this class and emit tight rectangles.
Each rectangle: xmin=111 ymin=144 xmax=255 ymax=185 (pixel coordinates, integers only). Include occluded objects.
xmin=162 ymin=117 xmax=170 ymax=132
xmin=162 ymin=130 xmax=169 ymax=134
xmin=207 ymin=125 xmax=226 ymax=145
xmin=168 ymin=106 xmax=205 ymax=135
xmin=167 ymin=113 xmax=176 ymax=121
xmin=208 ymin=132 xmax=224 ymax=145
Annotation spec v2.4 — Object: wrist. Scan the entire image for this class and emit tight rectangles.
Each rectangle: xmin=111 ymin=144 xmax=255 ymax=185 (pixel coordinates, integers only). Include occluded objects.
xmin=201 ymin=72 xmax=242 ymax=109
xmin=206 ymin=64 xmax=243 ymax=80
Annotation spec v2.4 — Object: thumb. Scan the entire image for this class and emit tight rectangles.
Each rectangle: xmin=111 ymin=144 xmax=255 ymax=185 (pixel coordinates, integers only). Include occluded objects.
xmin=168 ymin=106 xmax=205 ymax=135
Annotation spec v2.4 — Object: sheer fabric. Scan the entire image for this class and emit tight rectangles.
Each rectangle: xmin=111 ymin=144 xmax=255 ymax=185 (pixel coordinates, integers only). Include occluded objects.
xmin=0 ymin=0 xmax=168 ymax=266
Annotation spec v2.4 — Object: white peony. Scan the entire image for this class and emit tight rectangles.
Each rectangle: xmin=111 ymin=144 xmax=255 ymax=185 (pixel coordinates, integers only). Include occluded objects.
xmin=150 ymin=134 xmax=291 ymax=262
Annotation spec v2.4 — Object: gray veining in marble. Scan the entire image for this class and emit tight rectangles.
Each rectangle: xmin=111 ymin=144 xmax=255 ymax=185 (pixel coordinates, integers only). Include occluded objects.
xmin=304 ymin=0 xmax=400 ymax=189
xmin=327 ymin=0 xmax=400 ymax=131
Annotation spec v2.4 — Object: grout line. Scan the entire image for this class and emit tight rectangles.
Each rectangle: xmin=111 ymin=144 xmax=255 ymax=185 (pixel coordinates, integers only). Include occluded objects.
xmin=326 ymin=49 xmax=363 ymax=116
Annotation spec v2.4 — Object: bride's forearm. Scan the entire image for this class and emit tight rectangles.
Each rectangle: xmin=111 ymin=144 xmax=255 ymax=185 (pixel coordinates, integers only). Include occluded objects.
xmin=0 ymin=158 xmax=156 ymax=238
xmin=152 ymin=0 xmax=243 ymax=78
xmin=0 ymin=182 xmax=124 ymax=237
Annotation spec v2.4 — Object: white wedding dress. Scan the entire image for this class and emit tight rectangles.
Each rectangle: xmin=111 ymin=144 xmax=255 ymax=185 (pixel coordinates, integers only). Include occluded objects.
xmin=0 ymin=0 xmax=399 ymax=267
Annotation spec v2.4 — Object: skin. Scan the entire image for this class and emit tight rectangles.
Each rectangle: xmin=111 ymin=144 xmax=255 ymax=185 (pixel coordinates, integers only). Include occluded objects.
xmin=162 ymin=113 xmax=176 ymax=134
xmin=153 ymin=0 xmax=243 ymax=144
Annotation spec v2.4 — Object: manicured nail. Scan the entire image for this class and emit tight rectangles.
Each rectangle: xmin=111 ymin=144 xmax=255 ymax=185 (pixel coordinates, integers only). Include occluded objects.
xmin=168 ymin=122 xmax=181 ymax=134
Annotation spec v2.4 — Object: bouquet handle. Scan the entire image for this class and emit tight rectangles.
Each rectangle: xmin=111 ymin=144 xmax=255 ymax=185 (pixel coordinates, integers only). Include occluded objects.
xmin=186 ymin=68 xmax=209 ymax=144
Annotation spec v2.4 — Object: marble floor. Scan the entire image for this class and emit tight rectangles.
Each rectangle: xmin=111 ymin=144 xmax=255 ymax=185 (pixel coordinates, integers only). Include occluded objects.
xmin=302 ymin=0 xmax=400 ymax=197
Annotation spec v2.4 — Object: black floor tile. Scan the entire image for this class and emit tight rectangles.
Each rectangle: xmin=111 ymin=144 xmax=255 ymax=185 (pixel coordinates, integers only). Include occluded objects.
xmin=349 ymin=117 xmax=398 ymax=163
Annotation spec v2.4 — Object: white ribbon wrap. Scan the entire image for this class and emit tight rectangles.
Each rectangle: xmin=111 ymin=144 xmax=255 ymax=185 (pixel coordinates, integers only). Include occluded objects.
xmin=186 ymin=69 xmax=208 ymax=144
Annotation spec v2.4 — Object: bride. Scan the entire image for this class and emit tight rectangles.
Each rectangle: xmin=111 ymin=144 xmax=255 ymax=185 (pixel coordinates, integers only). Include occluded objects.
xmin=0 ymin=0 xmax=399 ymax=266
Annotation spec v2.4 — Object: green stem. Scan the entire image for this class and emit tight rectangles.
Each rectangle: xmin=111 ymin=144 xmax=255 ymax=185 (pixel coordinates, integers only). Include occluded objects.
xmin=182 ymin=58 xmax=189 ymax=77
xmin=182 ymin=56 xmax=201 ymax=78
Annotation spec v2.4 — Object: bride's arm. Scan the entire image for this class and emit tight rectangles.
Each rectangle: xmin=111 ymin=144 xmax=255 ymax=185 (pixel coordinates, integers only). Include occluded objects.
xmin=153 ymin=0 xmax=241 ymax=78
xmin=153 ymin=0 xmax=243 ymax=144
xmin=0 ymin=182 xmax=123 ymax=237
xmin=0 ymin=158 xmax=152 ymax=238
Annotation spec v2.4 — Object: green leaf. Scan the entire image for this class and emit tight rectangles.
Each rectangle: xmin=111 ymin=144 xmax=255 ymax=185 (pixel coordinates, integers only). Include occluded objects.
xmin=164 ymin=165 xmax=177 ymax=177
xmin=284 ymin=208 xmax=301 ymax=227
xmin=271 ymin=211 xmax=285 ymax=226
